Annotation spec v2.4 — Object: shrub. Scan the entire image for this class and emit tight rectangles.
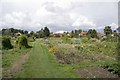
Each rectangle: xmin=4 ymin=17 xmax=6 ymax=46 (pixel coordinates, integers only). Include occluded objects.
xmin=2 ymin=36 xmax=13 ymax=49
xmin=28 ymin=36 xmax=35 ymax=42
xmin=62 ymin=36 xmax=72 ymax=44
xmin=48 ymin=46 xmax=58 ymax=54
xmin=81 ymin=37 xmax=91 ymax=43
xmin=16 ymin=35 xmax=29 ymax=49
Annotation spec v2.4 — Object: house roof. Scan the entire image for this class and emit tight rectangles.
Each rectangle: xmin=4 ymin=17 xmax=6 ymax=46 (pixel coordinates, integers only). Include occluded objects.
xmin=79 ymin=32 xmax=87 ymax=35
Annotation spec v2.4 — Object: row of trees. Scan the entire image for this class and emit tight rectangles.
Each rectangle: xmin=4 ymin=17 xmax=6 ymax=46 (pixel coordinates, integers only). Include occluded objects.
xmin=35 ymin=27 xmax=50 ymax=38
xmin=70 ymin=29 xmax=82 ymax=38
xmin=1 ymin=28 xmax=28 ymax=36
xmin=1 ymin=27 xmax=50 ymax=38
xmin=1 ymin=26 xmax=119 ymax=39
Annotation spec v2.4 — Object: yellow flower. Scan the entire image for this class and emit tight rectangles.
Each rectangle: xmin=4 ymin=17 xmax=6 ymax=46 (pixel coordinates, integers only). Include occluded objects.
xmin=49 ymin=46 xmax=58 ymax=54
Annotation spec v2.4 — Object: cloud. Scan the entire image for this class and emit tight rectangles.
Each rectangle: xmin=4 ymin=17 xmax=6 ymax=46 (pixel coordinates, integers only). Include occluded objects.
xmin=55 ymin=30 xmax=67 ymax=33
xmin=108 ymin=23 xmax=118 ymax=30
xmin=72 ymin=15 xmax=96 ymax=29
xmin=1 ymin=0 xmax=118 ymax=32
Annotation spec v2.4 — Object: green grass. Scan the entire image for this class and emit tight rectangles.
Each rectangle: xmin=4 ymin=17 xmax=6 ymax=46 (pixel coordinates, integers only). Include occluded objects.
xmin=15 ymin=40 xmax=79 ymax=78
xmin=2 ymin=37 xmax=119 ymax=78
xmin=2 ymin=48 xmax=31 ymax=68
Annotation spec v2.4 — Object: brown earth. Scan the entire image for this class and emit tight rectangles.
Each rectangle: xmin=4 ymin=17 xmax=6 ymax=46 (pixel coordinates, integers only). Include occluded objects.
xmin=76 ymin=67 xmax=119 ymax=78
xmin=3 ymin=53 xmax=29 ymax=78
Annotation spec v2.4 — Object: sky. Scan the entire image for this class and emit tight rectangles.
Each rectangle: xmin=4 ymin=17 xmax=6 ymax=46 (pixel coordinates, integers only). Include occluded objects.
xmin=0 ymin=0 xmax=119 ymax=33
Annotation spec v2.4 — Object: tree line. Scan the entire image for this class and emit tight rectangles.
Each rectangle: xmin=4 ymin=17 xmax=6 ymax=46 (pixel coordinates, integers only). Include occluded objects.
xmin=1 ymin=27 xmax=50 ymax=38
xmin=1 ymin=26 xmax=119 ymax=38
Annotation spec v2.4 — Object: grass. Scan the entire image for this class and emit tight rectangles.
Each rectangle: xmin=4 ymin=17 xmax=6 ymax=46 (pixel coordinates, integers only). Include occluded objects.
xmin=2 ymin=41 xmax=33 ymax=77
xmin=2 ymin=37 xmax=119 ymax=78
xmin=2 ymin=48 xmax=31 ymax=68
xmin=15 ymin=40 xmax=79 ymax=78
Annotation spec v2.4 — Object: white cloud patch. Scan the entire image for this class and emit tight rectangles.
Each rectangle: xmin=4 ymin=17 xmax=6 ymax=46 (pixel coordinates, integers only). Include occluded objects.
xmin=72 ymin=16 xmax=96 ymax=28
xmin=1 ymin=0 xmax=118 ymax=32
xmin=108 ymin=23 xmax=118 ymax=30
xmin=55 ymin=30 xmax=67 ymax=33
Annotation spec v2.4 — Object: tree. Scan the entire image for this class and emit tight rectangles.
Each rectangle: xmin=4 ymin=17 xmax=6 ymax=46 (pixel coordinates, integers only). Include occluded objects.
xmin=92 ymin=29 xmax=97 ymax=38
xmin=4 ymin=29 xmax=11 ymax=35
xmin=71 ymin=30 xmax=74 ymax=38
xmin=104 ymin=26 xmax=112 ymax=35
xmin=29 ymin=31 xmax=34 ymax=37
xmin=16 ymin=35 xmax=29 ymax=49
xmin=24 ymin=30 xmax=28 ymax=34
xmin=78 ymin=29 xmax=82 ymax=33
xmin=74 ymin=30 xmax=79 ymax=38
xmin=2 ymin=36 xmax=13 ymax=49
xmin=87 ymin=29 xmax=98 ymax=38
xmin=43 ymin=27 xmax=50 ymax=37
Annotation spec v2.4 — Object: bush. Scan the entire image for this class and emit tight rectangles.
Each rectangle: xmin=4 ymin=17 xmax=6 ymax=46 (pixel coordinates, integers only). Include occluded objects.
xmin=16 ymin=35 xmax=29 ymax=49
xmin=2 ymin=36 xmax=13 ymax=49
xmin=81 ymin=37 xmax=90 ymax=43
xmin=28 ymin=36 xmax=35 ymax=42
xmin=62 ymin=36 xmax=72 ymax=44
xmin=48 ymin=46 xmax=58 ymax=54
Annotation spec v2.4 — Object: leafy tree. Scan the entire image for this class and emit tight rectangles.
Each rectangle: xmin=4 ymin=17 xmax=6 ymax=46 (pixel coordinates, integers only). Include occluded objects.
xmin=2 ymin=36 xmax=13 ymax=49
xmin=36 ymin=28 xmax=45 ymax=38
xmin=78 ymin=29 xmax=82 ymax=33
xmin=1 ymin=28 xmax=29 ymax=36
xmin=43 ymin=27 xmax=50 ymax=37
xmin=4 ymin=29 xmax=11 ymax=35
xmin=29 ymin=31 xmax=34 ymax=37
xmin=71 ymin=30 xmax=74 ymax=38
xmin=74 ymin=30 xmax=79 ymax=38
xmin=104 ymin=26 xmax=112 ymax=35
xmin=87 ymin=29 xmax=98 ymax=38
xmin=16 ymin=35 xmax=29 ymax=49
xmin=24 ymin=30 xmax=28 ymax=34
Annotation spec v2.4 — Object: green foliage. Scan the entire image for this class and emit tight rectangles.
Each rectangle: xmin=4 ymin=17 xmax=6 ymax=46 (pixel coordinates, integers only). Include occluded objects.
xmin=62 ymin=36 xmax=72 ymax=44
xmin=2 ymin=36 xmax=13 ymax=49
xmin=44 ymin=27 xmax=50 ymax=37
xmin=102 ymin=61 xmax=120 ymax=74
xmin=87 ymin=29 xmax=98 ymax=38
xmin=36 ymin=29 xmax=45 ymax=38
xmin=70 ymin=30 xmax=74 ymax=38
xmin=70 ymin=29 xmax=82 ymax=38
xmin=28 ymin=36 xmax=36 ymax=42
xmin=36 ymin=27 xmax=50 ymax=38
xmin=101 ymin=34 xmax=119 ymax=42
xmin=29 ymin=31 xmax=34 ymax=37
xmin=16 ymin=35 xmax=29 ymax=48
xmin=104 ymin=26 xmax=112 ymax=36
xmin=2 ymin=28 xmax=29 ymax=36
xmin=81 ymin=37 xmax=91 ymax=43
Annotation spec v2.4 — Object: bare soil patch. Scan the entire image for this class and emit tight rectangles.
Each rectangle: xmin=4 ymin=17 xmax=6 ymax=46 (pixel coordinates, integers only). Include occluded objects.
xmin=76 ymin=67 xmax=118 ymax=78
xmin=3 ymin=53 xmax=29 ymax=78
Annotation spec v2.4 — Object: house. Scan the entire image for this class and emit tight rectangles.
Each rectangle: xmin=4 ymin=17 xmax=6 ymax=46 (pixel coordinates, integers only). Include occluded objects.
xmin=53 ymin=33 xmax=65 ymax=37
xmin=79 ymin=32 xmax=87 ymax=36
xmin=97 ymin=32 xmax=104 ymax=38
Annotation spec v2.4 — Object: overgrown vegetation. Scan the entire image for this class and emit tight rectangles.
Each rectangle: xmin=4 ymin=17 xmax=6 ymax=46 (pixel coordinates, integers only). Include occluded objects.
xmin=1 ymin=26 xmax=120 ymax=78
xmin=2 ymin=36 xmax=13 ymax=49
xmin=16 ymin=35 xmax=30 ymax=49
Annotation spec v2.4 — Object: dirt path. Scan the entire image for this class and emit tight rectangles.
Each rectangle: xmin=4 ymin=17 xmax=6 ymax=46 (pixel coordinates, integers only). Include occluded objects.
xmin=76 ymin=67 xmax=118 ymax=78
xmin=15 ymin=40 xmax=78 ymax=78
xmin=5 ymin=53 xmax=29 ymax=77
